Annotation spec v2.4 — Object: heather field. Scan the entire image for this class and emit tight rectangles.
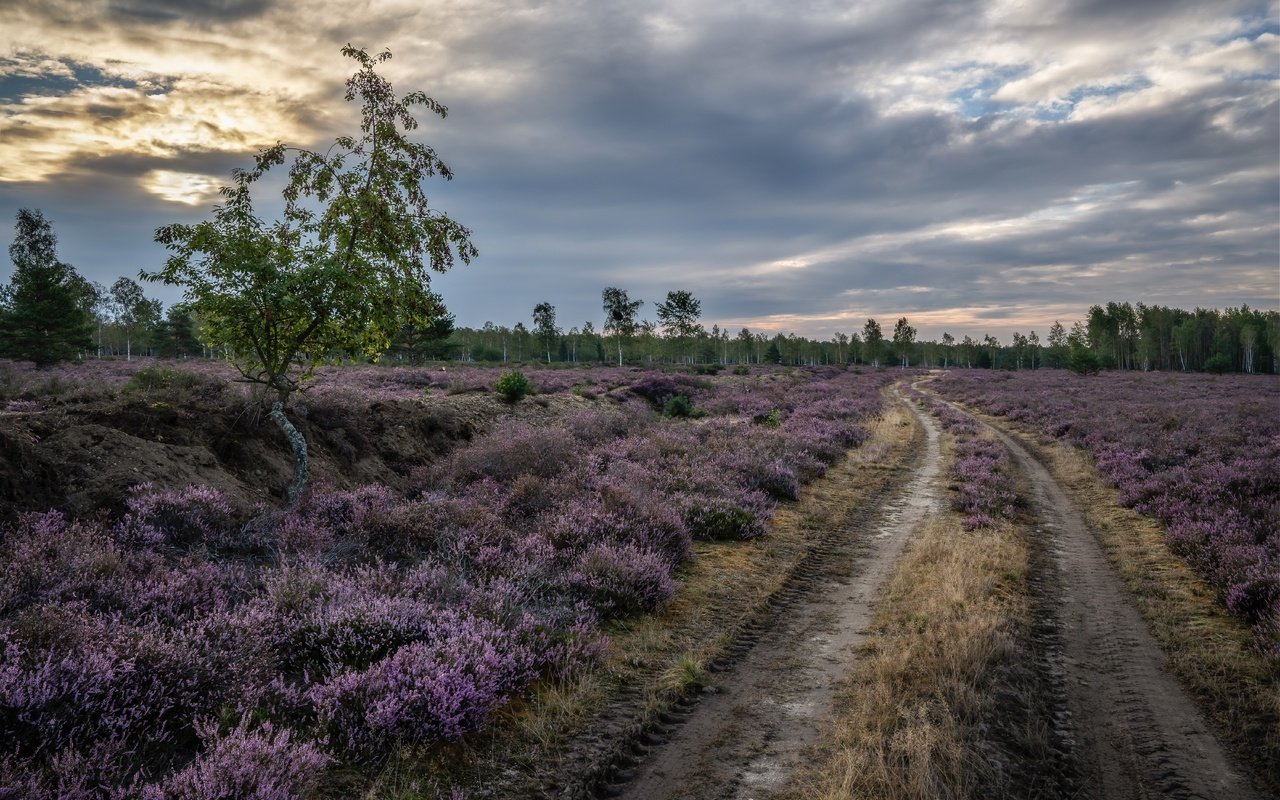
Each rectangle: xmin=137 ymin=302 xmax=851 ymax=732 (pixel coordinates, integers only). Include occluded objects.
xmin=0 ymin=361 xmax=890 ymax=798
xmin=2 ymin=361 xmax=1277 ymax=799
xmin=931 ymin=370 xmax=1280 ymax=654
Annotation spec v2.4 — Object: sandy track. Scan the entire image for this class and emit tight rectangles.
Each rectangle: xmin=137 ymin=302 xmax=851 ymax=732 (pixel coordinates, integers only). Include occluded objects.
xmin=987 ymin=423 xmax=1262 ymax=800
xmin=610 ymin=391 xmax=943 ymax=800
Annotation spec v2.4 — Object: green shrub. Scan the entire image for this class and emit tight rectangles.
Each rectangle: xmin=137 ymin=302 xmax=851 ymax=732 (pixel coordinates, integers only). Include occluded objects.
xmin=1204 ymin=353 xmax=1232 ymax=374
xmin=1066 ymin=346 xmax=1101 ymax=375
xmin=662 ymin=393 xmax=696 ymax=418
xmin=731 ymin=365 xmax=750 ymax=376
xmin=757 ymin=408 xmax=782 ymax=428
xmin=494 ymin=370 xmax=531 ymax=403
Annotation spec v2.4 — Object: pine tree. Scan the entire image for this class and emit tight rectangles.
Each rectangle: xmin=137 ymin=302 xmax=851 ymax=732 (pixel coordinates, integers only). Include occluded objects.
xmin=0 ymin=209 xmax=92 ymax=366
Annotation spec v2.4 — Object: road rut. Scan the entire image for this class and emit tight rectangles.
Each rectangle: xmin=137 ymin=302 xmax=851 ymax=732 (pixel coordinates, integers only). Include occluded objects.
xmin=988 ymin=423 xmax=1261 ymax=800
xmin=612 ymin=390 xmax=944 ymax=800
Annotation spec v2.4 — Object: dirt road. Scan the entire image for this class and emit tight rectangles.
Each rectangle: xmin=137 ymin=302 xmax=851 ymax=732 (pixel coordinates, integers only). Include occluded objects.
xmin=610 ymin=390 xmax=944 ymax=800
xmin=602 ymin=388 xmax=1259 ymax=800
xmin=989 ymin=423 xmax=1261 ymax=800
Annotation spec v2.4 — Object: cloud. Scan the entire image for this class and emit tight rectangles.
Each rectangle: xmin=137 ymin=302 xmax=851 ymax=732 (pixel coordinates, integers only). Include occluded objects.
xmin=0 ymin=0 xmax=1275 ymax=342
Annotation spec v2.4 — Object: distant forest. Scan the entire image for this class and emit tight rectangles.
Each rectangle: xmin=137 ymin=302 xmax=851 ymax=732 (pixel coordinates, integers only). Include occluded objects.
xmin=2 ymin=210 xmax=1275 ymax=375
xmin=4 ymin=272 xmax=1277 ymax=375
xmin=396 ymin=298 xmax=1279 ymax=375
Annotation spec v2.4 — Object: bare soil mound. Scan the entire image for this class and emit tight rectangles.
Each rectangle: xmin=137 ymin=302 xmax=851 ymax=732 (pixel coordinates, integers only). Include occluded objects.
xmin=0 ymin=389 xmax=592 ymax=522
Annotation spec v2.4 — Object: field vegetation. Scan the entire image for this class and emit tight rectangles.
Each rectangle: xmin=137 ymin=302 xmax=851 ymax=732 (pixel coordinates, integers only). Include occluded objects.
xmin=931 ymin=370 xmax=1279 ymax=655
xmin=0 ymin=360 xmax=888 ymax=797
xmin=0 ymin=33 xmax=1275 ymax=800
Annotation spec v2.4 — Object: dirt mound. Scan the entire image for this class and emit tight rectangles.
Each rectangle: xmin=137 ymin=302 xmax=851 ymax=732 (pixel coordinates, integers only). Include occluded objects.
xmin=0 ymin=389 xmax=593 ymax=523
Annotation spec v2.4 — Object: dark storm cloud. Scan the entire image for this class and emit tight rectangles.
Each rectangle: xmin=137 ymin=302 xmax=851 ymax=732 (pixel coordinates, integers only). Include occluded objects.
xmin=106 ymin=0 xmax=273 ymax=23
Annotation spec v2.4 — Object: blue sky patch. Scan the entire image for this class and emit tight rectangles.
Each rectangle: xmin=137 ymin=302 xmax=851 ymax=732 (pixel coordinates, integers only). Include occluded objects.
xmin=948 ymin=64 xmax=1029 ymax=119
xmin=0 ymin=60 xmax=141 ymax=103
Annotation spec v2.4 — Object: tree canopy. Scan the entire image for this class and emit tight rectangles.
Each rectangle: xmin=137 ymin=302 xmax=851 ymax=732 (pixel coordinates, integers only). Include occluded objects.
xmin=602 ymin=286 xmax=643 ymax=366
xmin=0 ymin=209 xmax=92 ymax=366
xmin=147 ymin=45 xmax=475 ymax=403
xmin=146 ymin=45 xmax=476 ymax=504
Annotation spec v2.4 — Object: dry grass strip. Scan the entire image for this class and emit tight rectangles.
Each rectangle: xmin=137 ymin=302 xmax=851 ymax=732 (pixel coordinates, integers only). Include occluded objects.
xmin=791 ymin=423 xmax=1038 ymax=800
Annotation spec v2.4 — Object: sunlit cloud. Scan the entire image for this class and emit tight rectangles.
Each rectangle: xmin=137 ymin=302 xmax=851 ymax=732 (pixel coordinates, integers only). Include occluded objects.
xmin=139 ymin=169 xmax=224 ymax=204
xmin=0 ymin=80 xmax=312 ymax=182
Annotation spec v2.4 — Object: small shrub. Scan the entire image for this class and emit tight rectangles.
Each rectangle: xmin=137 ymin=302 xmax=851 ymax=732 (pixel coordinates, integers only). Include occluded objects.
xmin=683 ymin=500 xmax=764 ymax=540
xmin=567 ymin=542 xmax=677 ymax=616
xmin=731 ymin=365 xmax=750 ymax=376
xmin=662 ymin=393 xmax=695 ymax=418
xmin=755 ymin=408 xmax=782 ymax=428
xmin=494 ymin=371 xmax=531 ymax=403
xmin=1204 ymin=353 xmax=1232 ymax=374
xmin=141 ymin=720 xmax=329 ymax=800
xmin=629 ymin=373 xmax=695 ymax=405
xmin=1066 ymin=346 xmax=1101 ymax=375
xmin=116 ymin=484 xmax=242 ymax=551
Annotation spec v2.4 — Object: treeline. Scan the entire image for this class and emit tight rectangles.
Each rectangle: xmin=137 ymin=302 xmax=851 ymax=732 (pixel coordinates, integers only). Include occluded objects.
xmin=2 ymin=210 xmax=1276 ymax=375
xmin=0 ymin=209 xmax=205 ymax=366
xmin=401 ymin=291 xmax=1280 ymax=375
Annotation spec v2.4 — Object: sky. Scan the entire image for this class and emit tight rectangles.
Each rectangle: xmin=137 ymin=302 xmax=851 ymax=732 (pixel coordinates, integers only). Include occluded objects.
xmin=1 ymin=0 xmax=1277 ymax=342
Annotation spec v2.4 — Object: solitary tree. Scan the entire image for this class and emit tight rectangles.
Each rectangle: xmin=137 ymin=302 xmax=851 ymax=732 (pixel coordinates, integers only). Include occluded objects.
xmin=655 ymin=289 xmax=703 ymax=364
xmin=602 ymin=286 xmax=643 ymax=366
xmin=390 ymin=297 xmax=455 ymax=362
xmin=940 ymin=331 xmax=955 ymax=367
xmin=892 ymin=316 xmax=916 ymax=367
xmin=532 ymin=301 xmax=558 ymax=363
xmin=0 ymin=209 xmax=92 ymax=366
xmin=147 ymin=46 xmax=476 ymax=505
xmin=862 ymin=318 xmax=884 ymax=367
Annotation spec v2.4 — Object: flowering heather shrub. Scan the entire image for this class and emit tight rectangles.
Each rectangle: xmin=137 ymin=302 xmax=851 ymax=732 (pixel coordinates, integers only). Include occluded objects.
xmin=427 ymin=422 xmax=578 ymax=488
xmin=680 ymin=496 xmax=767 ymax=540
xmin=0 ymin=511 xmax=129 ymax=616
xmin=546 ymin=477 xmax=691 ymax=567
xmin=627 ymin=372 xmax=700 ymax=405
xmin=116 ymin=484 xmax=242 ymax=552
xmin=949 ymin=438 xmax=1019 ymax=529
xmin=918 ymin=396 xmax=1018 ymax=529
xmin=309 ymin=611 xmax=542 ymax=754
xmin=932 ymin=370 xmax=1280 ymax=652
xmin=564 ymin=405 xmax=649 ymax=444
xmin=0 ymin=365 xmax=890 ymax=793
xmin=140 ymin=720 xmax=329 ymax=800
xmin=566 ymin=542 xmax=678 ymax=615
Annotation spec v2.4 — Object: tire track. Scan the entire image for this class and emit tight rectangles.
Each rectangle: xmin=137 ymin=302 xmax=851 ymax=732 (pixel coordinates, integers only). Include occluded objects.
xmin=979 ymin=416 xmax=1262 ymax=800
xmin=607 ymin=389 xmax=944 ymax=800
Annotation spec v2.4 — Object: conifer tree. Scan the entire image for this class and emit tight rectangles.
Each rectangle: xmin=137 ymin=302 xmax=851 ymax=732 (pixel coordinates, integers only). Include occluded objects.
xmin=0 ymin=209 xmax=92 ymax=366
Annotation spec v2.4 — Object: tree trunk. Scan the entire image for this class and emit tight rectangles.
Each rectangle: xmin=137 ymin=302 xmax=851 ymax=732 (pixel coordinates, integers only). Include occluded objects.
xmin=270 ymin=399 xmax=309 ymax=506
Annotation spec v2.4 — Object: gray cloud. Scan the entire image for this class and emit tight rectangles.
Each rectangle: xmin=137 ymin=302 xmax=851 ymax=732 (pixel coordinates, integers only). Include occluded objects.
xmin=0 ymin=0 xmax=1275 ymax=341
xmin=106 ymin=0 xmax=273 ymax=23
